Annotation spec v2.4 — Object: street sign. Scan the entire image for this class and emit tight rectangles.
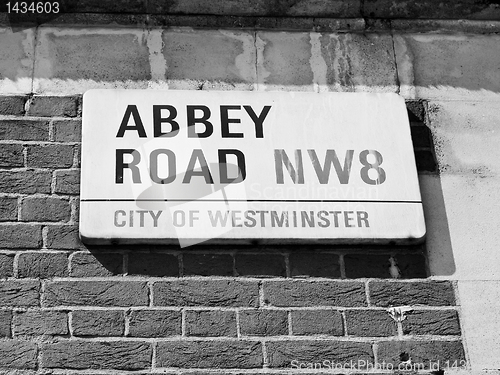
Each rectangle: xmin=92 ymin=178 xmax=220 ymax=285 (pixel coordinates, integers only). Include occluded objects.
xmin=80 ymin=90 xmax=425 ymax=246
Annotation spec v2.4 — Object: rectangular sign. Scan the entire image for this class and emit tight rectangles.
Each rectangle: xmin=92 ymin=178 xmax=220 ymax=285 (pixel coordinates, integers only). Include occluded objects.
xmin=80 ymin=90 xmax=425 ymax=246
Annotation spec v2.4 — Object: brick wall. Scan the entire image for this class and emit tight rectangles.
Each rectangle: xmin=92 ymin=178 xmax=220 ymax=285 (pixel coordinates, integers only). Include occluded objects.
xmin=0 ymin=94 xmax=465 ymax=372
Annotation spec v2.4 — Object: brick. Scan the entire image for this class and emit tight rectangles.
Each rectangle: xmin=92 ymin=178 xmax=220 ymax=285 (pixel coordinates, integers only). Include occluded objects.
xmin=42 ymin=341 xmax=152 ymax=370
xmin=54 ymin=169 xmax=80 ymax=194
xmin=377 ymin=341 xmax=465 ymax=368
xmin=396 ymin=34 xmax=500 ymax=100
xmin=0 ymin=95 xmax=26 ymax=115
xmin=0 ymin=29 xmax=34 ymax=94
xmin=153 ymin=279 xmax=259 ymax=307
xmin=13 ymin=310 xmax=68 ymax=335
xmin=71 ymin=252 xmax=123 ymax=277
xmin=0 ymin=197 xmax=17 ymax=221
xmin=289 ymin=252 xmax=340 ymax=278
xmin=183 ymin=253 xmax=233 ymax=276
xmin=186 ymin=310 xmax=237 ymax=337
xmin=72 ymin=310 xmax=124 ymax=336
xmin=266 ymin=341 xmax=373 ymax=368
xmin=0 ymin=340 xmax=37 ymax=369
xmin=291 ymin=310 xmax=343 ymax=336
xmin=235 ymin=253 xmax=286 ymax=277
xmin=0 ymin=280 xmax=40 ymax=307
xmin=20 ymin=197 xmax=71 ymax=222
xmin=0 ymin=224 xmax=42 ymax=248
xmin=0 ymin=144 xmax=24 ymax=168
xmin=46 ymin=225 xmax=85 ymax=249
xmin=162 ymin=29 xmax=255 ymax=91
xmin=156 ymin=340 xmax=262 ymax=368
xmin=128 ymin=252 xmax=178 ymax=276
xmin=369 ymin=281 xmax=455 ymax=307
xmin=0 ymin=170 xmax=51 ymax=194
xmin=53 ymin=119 xmax=82 ymax=142
xmin=34 ymin=28 xmax=151 ymax=94
xmin=64 ymin=0 xmax=145 ymax=13
xmin=26 ymin=144 xmax=74 ymax=168
xmin=0 ymin=253 xmax=14 ymax=277
xmin=27 ymin=95 xmax=78 ymax=117
xmin=345 ymin=310 xmax=397 ymax=337
xmin=344 ymin=254 xmax=393 ymax=278
xmin=128 ymin=310 xmax=181 ymax=337
xmin=394 ymin=253 xmax=427 ymax=278
xmin=0 ymin=310 xmax=12 ymax=337
xmin=239 ymin=309 xmax=287 ymax=336
xmin=403 ymin=310 xmax=461 ymax=336
xmin=44 ymin=281 xmax=148 ymax=307
xmin=264 ymin=280 xmax=366 ymax=307
xmin=0 ymin=119 xmax=50 ymax=141
xmin=18 ymin=252 xmax=68 ymax=278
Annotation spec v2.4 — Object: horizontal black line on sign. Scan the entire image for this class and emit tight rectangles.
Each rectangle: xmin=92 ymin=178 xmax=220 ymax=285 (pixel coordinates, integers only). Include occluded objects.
xmin=81 ymin=199 xmax=422 ymax=204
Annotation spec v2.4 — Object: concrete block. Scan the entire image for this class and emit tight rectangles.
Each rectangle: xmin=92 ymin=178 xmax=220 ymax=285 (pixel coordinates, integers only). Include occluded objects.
xmin=426 ymin=101 xmax=500 ymax=176
xmin=0 ymin=28 xmax=35 ymax=94
xmin=33 ymin=27 xmax=152 ymax=94
xmin=162 ymin=29 xmax=256 ymax=91
xmin=458 ymin=280 xmax=500 ymax=371
xmin=257 ymin=32 xmax=397 ymax=92
xmin=394 ymin=34 xmax=500 ymax=100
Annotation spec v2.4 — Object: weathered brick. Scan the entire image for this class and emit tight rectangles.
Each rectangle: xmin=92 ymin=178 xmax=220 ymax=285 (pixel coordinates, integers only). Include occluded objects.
xmin=0 ymin=340 xmax=37 ymax=369
xmin=0 ymin=224 xmax=42 ymax=248
xmin=26 ymin=144 xmax=74 ymax=168
xmin=128 ymin=252 xmax=178 ymax=276
xmin=264 ymin=280 xmax=366 ymax=307
xmin=0 ymin=144 xmax=24 ymax=168
xmin=403 ymin=310 xmax=461 ymax=336
xmin=266 ymin=341 xmax=373 ymax=368
xmin=377 ymin=341 xmax=465 ymax=368
xmin=186 ymin=310 xmax=237 ymax=337
xmin=289 ymin=252 xmax=340 ymax=278
xmin=20 ymin=197 xmax=71 ymax=222
xmin=153 ymin=279 xmax=259 ymax=307
xmin=0 ymin=253 xmax=14 ymax=277
xmin=128 ymin=310 xmax=181 ymax=337
xmin=72 ymin=310 xmax=124 ymax=336
xmin=0 ymin=95 xmax=26 ymax=115
xmin=0 ymin=170 xmax=51 ymax=194
xmin=235 ymin=253 xmax=286 ymax=277
xmin=345 ymin=310 xmax=397 ymax=337
xmin=53 ymin=119 xmax=82 ymax=142
xmin=0 ymin=119 xmax=50 ymax=141
xmin=369 ymin=281 xmax=455 ymax=307
xmin=156 ymin=340 xmax=262 ymax=368
xmin=46 ymin=225 xmax=85 ymax=249
xmin=291 ymin=310 xmax=343 ymax=336
xmin=18 ymin=252 xmax=68 ymax=278
xmin=54 ymin=169 xmax=80 ymax=194
xmin=44 ymin=281 xmax=148 ymax=307
xmin=183 ymin=253 xmax=233 ymax=276
xmin=42 ymin=341 xmax=152 ymax=370
xmin=0 ymin=310 xmax=12 ymax=337
xmin=27 ymin=96 xmax=79 ymax=117
xmin=13 ymin=310 xmax=68 ymax=335
xmin=240 ymin=309 xmax=287 ymax=336
xmin=0 ymin=280 xmax=40 ymax=307
xmin=34 ymin=28 xmax=152 ymax=93
xmin=0 ymin=197 xmax=18 ymax=221
xmin=71 ymin=252 xmax=123 ymax=277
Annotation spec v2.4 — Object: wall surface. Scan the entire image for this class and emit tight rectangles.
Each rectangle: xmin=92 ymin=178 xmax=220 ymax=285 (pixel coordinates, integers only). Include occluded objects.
xmin=0 ymin=4 xmax=499 ymax=374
